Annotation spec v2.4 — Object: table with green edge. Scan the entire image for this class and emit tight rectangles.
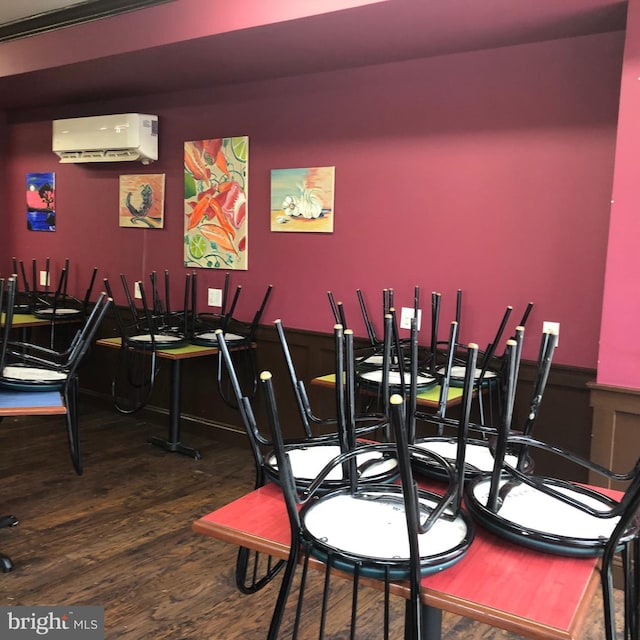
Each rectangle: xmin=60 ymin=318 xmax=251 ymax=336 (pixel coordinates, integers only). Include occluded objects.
xmin=311 ymin=373 xmax=466 ymax=409
xmin=96 ymin=337 xmax=222 ymax=459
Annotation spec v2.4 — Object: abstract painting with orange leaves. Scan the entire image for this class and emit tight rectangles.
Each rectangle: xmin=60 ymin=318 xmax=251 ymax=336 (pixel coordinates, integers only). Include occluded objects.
xmin=184 ymin=137 xmax=248 ymax=270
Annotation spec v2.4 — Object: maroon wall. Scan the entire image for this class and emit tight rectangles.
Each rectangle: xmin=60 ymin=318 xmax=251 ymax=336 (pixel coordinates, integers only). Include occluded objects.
xmin=598 ymin=0 xmax=640 ymax=387
xmin=0 ymin=111 xmax=8 ymax=261
xmin=3 ymin=32 xmax=622 ymax=368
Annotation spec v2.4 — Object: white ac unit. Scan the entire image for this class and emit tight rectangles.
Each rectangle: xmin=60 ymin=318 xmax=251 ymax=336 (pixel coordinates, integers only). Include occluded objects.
xmin=52 ymin=113 xmax=158 ymax=164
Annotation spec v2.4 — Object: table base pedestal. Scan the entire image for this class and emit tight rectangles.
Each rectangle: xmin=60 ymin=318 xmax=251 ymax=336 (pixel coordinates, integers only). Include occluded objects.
xmin=149 ymin=435 xmax=201 ymax=459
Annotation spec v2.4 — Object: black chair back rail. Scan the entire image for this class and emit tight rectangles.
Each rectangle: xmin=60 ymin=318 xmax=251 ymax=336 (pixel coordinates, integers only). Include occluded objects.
xmin=413 ymin=325 xmax=556 ymax=481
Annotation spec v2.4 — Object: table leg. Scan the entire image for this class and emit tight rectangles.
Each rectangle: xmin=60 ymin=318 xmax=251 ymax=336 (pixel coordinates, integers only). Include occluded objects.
xmin=404 ymin=601 xmax=442 ymax=640
xmin=149 ymin=359 xmax=201 ymax=459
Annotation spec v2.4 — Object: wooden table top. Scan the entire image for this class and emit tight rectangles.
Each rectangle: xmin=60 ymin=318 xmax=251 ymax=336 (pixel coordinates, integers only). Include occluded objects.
xmin=312 ymin=373 xmax=465 ymax=409
xmin=193 ymin=482 xmax=604 ymax=640
xmin=1 ymin=312 xmax=52 ymax=329
xmin=0 ymin=389 xmax=67 ymax=416
xmin=96 ymin=336 xmax=220 ymax=360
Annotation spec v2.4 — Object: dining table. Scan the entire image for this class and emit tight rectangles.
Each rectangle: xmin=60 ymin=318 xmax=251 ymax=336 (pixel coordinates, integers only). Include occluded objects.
xmin=1 ymin=312 xmax=53 ymax=329
xmin=0 ymin=388 xmax=66 ymax=417
xmin=96 ymin=337 xmax=223 ymax=459
xmin=193 ymin=480 xmax=611 ymax=640
xmin=311 ymin=372 xmax=467 ymax=409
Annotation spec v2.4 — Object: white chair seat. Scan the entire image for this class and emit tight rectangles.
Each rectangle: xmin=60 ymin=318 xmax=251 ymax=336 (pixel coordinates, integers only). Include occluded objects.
xmin=437 ymin=365 xmax=497 ymax=381
xmin=34 ymin=307 xmax=82 ymax=316
xmin=267 ymin=444 xmax=397 ymax=482
xmin=469 ymin=477 xmax=619 ymax=542
xmin=358 ymin=354 xmax=383 ymax=367
xmin=415 ymin=438 xmax=519 ymax=474
xmin=303 ymin=489 xmax=470 ymax=562
xmin=2 ymin=365 xmax=67 ymax=383
xmin=193 ymin=331 xmax=245 ymax=343
xmin=128 ymin=333 xmax=183 ymax=344
xmin=359 ymin=369 xmax=435 ymax=388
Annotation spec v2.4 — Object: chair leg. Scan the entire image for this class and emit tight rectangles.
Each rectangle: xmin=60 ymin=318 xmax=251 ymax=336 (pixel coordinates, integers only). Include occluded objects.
xmin=267 ymin=540 xmax=301 ymax=640
xmin=112 ymin=347 xmax=157 ymax=415
xmin=235 ymin=546 xmax=285 ymax=594
xmin=350 ymin=563 xmax=360 ymax=640
xmin=406 ymin=603 xmax=441 ymax=640
xmin=1 ymin=515 xmax=18 ymax=573
xmin=64 ymin=377 xmax=82 ymax=476
xmin=624 ymin=537 xmax=639 ymax=640
xmin=217 ymin=344 xmax=257 ymax=410
xmin=292 ymin=551 xmax=311 ymax=639
xmin=319 ymin=559 xmax=333 ymax=638
xmin=633 ymin=536 xmax=639 ymax=640
xmin=601 ymin=561 xmax=616 ymax=640
xmin=477 ymin=383 xmax=486 ymax=425
xmin=403 ymin=577 xmax=436 ymax=640
xmin=1 ymin=553 xmax=13 ymax=573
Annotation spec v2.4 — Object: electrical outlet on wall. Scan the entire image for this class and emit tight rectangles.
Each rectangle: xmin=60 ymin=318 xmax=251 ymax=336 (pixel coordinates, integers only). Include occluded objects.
xmin=134 ymin=281 xmax=142 ymax=299
xmin=208 ymin=288 xmax=222 ymax=307
xmin=400 ymin=307 xmax=422 ymax=330
xmin=39 ymin=270 xmax=49 ymax=287
xmin=543 ymin=321 xmax=560 ymax=346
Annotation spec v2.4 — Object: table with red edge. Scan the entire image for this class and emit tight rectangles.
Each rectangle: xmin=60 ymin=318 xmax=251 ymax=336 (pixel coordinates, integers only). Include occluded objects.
xmin=193 ymin=481 xmax=615 ymax=640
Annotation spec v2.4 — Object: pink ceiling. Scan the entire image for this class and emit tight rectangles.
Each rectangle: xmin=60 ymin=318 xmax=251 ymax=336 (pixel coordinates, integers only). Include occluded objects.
xmin=0 ymin=0 xmax=628 ymax=113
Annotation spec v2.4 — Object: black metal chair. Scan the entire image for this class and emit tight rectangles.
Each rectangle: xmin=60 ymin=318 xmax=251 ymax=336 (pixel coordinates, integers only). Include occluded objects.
xmin=334 ymin=286 xmax=425 ymax=371
xmin=103 ymin=273 xmax=190 ymax=414
xmin=114 ymin=272 xmax=190 ymax=350
xmin=274 ymin=318 xmax=388 ymax=441
xmin=413 ymin=324 xmax=556 ymax=480
xmin=438 ymin=301 xmax=533 ymax=425
xmin=9 ymin=258 xmax=32 ymax=313
xmin=13 ymin=257 xmax=51 ymax=314
xmin=203 ymin=283 xmax=273 ymax=408
xmin=0 ymin=277 xmax=111 ymax=475
xmin=435 ymin=305 xmax=512 ymax=424
xmin=465 ymin=340 xmax=640 ymax=640
xmin=190 ymin=271 xmax=237 ymax=341
xmin=259 ymin=331 xmax=477 ymax=639
xmin=31 ymin=258 xmax=98 ymax=322
xmin=355 ymin=307 xmax=438 ymax=429
xmin=0 ymin=277 xmax=19 ymax=573
xmin=11 ymin=258 xmax=98 ymax=351
xmin=217 ymin=324 xmax=399 ymax=495
xmin=216 ymin=323 xmax=399 ymax=595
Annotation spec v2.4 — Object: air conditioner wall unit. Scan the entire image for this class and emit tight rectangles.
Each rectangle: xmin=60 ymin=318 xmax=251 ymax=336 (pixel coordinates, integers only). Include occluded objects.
xmin=52 ymin=113 xmax=158 ymax=164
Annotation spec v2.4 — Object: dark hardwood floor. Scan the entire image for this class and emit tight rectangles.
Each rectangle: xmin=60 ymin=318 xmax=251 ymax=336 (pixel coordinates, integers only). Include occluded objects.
xmin=0 ymin=398 xmax=619 ymax=639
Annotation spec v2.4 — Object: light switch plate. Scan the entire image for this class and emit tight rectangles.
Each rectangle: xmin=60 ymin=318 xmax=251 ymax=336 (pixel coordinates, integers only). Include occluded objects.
xmin=208 ymin=288 xmax=222 ymax=307
xmin=543 ymin=321 xmax=560 ymax=346
xmin=134 ymin=281 xmax=142 ymax=299
xmin=39 ymin=270 xmax=49 ymax=287
xmin=400 ymin=306 xmax=422 ymax=330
